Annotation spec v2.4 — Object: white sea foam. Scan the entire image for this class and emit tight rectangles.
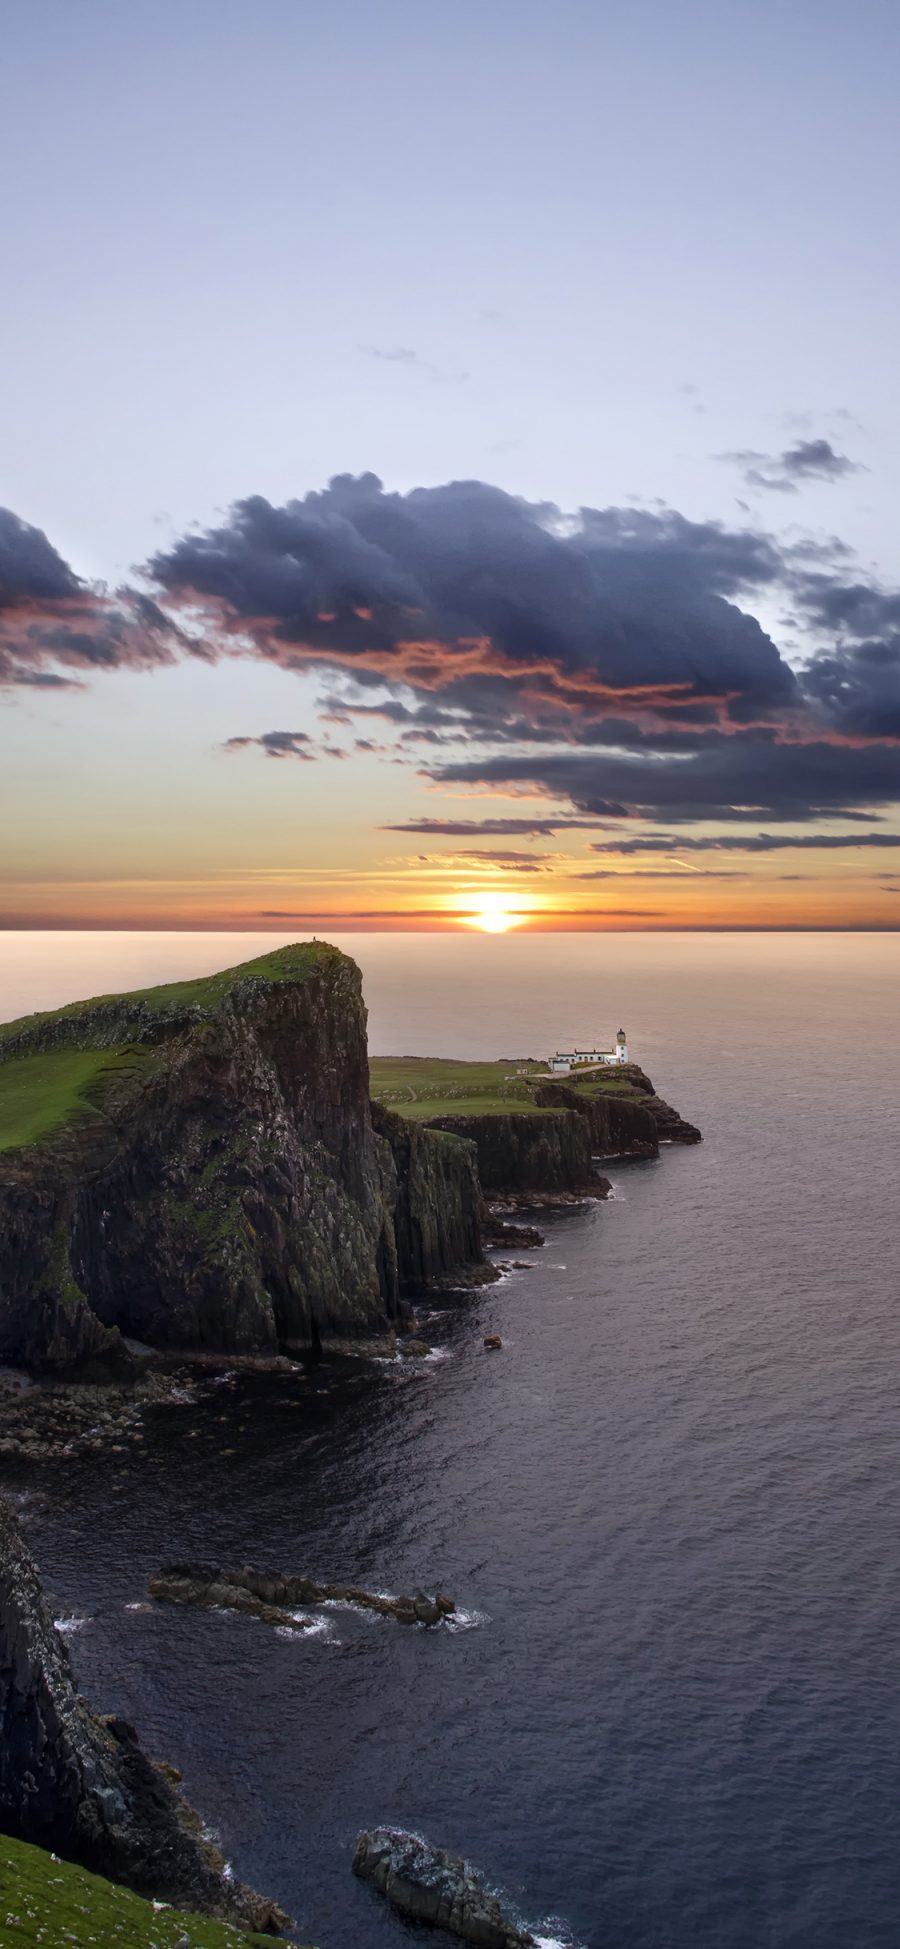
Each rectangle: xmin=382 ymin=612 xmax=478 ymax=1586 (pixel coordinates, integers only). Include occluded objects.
xmin=443 ymin=1606 xmax=489 ymax=1632
xmin=54 ymin=1614 xmax=87 ymax=1635
xmin=275 ymin=1613 xmax=334 ymax=1641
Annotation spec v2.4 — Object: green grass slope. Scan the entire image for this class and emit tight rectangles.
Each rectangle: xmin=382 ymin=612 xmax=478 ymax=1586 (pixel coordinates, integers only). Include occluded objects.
xmin=0 ymin=1835 xmax=305 ymax=1949
xmin=369 ymin=1054 xmax=643 ymax=1122
xmin=368 ymin=1054 xmax=551 ymax=1120
xmin=0 ymin=1047 xmax=154 ymax=1155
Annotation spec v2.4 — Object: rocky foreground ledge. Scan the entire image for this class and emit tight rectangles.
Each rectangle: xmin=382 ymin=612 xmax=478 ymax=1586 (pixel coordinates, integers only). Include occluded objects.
xmin=0 ymin=1500 xmax=286 ymax=1932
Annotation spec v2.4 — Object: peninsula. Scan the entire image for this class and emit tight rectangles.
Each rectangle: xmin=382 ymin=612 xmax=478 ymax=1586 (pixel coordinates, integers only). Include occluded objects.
xmin=0 ymin=942 xmax=700 ymax=1373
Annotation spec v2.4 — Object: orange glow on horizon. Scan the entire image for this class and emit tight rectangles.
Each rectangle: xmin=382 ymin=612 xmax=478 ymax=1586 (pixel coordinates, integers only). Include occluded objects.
xmin=463 ymin=891 xmax=528 ymax=933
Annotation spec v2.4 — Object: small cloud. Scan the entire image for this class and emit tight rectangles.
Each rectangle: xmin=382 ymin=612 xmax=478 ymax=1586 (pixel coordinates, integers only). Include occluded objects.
xmin=222 ymin=730 xmax=315 ymax=760
xmin=719 ymin=438 xmax=864 ymax=494
xmin=359 ymin=344 xmax=468 ymax=384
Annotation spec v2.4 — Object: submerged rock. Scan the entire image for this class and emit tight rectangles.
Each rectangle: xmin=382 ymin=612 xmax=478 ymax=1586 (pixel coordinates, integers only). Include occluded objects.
xmin=353 ymin=1827 xmax=535 ymax=1948
xmin=149 ymin=1563 xmax=456 ymax=1628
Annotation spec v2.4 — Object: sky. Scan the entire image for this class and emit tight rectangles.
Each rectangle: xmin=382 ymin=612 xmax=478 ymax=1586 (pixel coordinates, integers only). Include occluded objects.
xmin=3 ymin=0 xmax=900 ymax=932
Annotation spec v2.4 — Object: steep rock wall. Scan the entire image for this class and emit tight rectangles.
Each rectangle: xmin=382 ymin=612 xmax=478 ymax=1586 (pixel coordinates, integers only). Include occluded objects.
xmin=423 ymin=1108 xmax=599 ymax=1194
xmin=372 ymin=1104 xmax=483 ymax=1286
xmin=0 ymin=1499 xmax=283 ymax=1928
xmin=530 ymin=1083 xmax=658 ymax=1158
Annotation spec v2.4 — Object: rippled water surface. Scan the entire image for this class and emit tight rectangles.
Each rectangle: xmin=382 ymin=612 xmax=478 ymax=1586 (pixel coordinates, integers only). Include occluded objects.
xmin=3 ymin=932 xmax=900 ymax=1949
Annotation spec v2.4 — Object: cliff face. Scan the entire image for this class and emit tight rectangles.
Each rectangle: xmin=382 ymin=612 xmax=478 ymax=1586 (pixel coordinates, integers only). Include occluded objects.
xmin=423 ymin=1108 xmax=600 ymax=1194
xmin=0 ymin=946 xmax=428 ymax=1370
xmin=371 ymin=1104 xmax=483 ymax=1287
xmin=0 ymin=1499 xmax=283 ymax=1928
xmin=530 ymin=1083 xmax=659 ymax=1159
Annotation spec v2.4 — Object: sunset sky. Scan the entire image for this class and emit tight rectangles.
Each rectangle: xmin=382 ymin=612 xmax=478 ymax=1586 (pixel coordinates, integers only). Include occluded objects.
xmin=3 ymin=0 xmax=900 ymax=932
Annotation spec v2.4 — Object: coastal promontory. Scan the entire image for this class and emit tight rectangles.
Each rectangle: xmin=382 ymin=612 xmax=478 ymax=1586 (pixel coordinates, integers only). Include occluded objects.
xmin=0 ymin=944 xmax=483 ymax=1370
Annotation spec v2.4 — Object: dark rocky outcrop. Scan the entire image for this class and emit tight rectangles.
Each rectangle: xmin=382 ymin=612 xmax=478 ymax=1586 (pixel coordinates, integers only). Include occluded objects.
xmin=149 ymin=1563 xmax=456 ymax=1629
xmin=481 ymin=1216 xmax=544 ymax=1249
xmin=0 ymin=1499 xmax=285 ymax=1930
xmin=616 ymin=1064 xmax=702 ymax=1144
xmin=0 ymin=947 xmax=489 ymax=1372
xmin=353 ymin=1828 xmax=535 ymax=1949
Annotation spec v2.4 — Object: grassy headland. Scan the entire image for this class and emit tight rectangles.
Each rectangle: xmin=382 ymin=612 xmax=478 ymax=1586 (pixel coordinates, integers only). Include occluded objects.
xmin=0 ymin=944 xmax=338 ymax=1158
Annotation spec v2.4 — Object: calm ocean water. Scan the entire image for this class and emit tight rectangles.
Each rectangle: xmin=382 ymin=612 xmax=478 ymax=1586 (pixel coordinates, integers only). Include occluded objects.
xmin=3 ymin=931 xmax=900 ymax=1948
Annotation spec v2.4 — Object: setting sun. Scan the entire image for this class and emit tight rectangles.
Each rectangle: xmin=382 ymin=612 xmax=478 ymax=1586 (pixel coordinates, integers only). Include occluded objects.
xmin=464 ymin=892 xmax=526 ymax=933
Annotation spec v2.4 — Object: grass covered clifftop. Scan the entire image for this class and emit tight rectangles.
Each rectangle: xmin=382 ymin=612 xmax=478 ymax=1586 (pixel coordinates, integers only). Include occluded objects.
xmin=0 ymin=942 xmax=339 ymax=1054
xmin=368 ymin=1054 xmax=649 ymax=1121
xmin=0 ymin=1837 xmax=296 ymax=1949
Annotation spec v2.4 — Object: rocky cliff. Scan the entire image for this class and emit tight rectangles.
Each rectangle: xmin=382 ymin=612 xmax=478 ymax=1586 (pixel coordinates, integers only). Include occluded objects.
xmin=371 ymin=1103 xmax=483 ymax=1287
xmin=0 ymin=1499 xmax=284 ymax=1929
xmin=0 ymin=945 xmax=483 ymax=1371
xmin=423 ymin=1106 xmax=602 ymax=1195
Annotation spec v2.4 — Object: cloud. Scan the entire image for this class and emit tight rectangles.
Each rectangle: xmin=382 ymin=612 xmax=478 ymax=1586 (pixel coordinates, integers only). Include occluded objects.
xmin=257 ymin=906 xmax=665 ymax=920
xmin=382 ymin=816 xmax=628 ymax=836
xmin=223 ymin=730 xmax=315 ymax=759
xmin=429 ymin=730 xmax=900 ymax=825
xmin=360 ymin=345 xmax=468 ymax=384
xmin=578 ymin=867 xmax=747 ymax=879
xmin=146 ymin=476 xmax=796 ymax=721
xmin=587 ymin=831 xmax=900 ymax=855
xmin=8 ymin=473 xmax=900 ymax=855
xmin=719 ymin=438 xmax=863 ymax=494
xmin=441 ymin=849 xmax=554 ymax=873
xmin=0 ymin=506 xmax=182 ymax=688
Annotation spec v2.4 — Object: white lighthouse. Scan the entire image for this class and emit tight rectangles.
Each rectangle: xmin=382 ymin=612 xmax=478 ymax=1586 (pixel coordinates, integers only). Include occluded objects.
xmin=548 ymin=1028 xmax=629 ymax=1074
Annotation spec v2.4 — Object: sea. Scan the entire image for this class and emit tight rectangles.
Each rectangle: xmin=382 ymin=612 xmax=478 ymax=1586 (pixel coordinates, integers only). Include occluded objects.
xmin=2 ymin=929 xmax=900 ymax=1949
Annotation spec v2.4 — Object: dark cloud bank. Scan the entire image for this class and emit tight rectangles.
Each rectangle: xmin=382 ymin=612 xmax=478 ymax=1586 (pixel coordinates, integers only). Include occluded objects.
xmin=3 ymin=474 xmax=900 ymax=838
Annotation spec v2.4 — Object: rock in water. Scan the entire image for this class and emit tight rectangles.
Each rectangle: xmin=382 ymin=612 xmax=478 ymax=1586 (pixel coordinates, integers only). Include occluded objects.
xmin=353 ymin=1828 xmax=536 ymax=1948
xmin=0 ymin=1500 xmax=285 ymax=1931
xmin=483 ymin=1334 xmax=503 ymax=1351
xmin=149 ymin=1562 xmax=456 ymax=1628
